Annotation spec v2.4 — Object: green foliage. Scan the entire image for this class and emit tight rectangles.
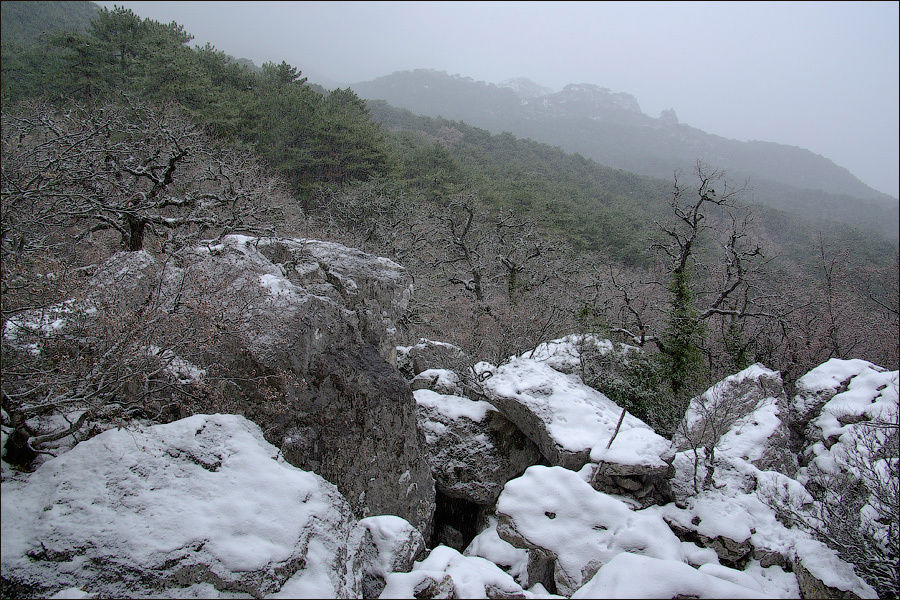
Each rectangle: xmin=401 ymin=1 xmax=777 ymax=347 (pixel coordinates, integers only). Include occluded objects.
xmin=580 ymin=348 xmax=680 ymax=437
xmin=660 ymin=269 xmax=708 ymax=401
xmin=0 ymin=1 xmax=97 ymax=46
xmin=2 ymin=4 xmax=390 ymax=200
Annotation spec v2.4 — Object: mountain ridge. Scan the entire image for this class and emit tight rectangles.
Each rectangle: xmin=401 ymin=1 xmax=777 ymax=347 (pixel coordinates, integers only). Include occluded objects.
xmin=351 ymin=69 xmax=898 ymax=242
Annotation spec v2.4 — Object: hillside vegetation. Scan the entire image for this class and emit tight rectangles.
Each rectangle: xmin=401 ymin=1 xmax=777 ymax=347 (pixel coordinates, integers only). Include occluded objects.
xmin=352 ymin=69 xmax=899 ymax=242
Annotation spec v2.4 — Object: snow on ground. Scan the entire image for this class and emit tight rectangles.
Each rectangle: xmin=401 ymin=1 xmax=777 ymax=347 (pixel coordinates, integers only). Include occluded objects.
xmin=571 ymin=552 xmax=771 ymax=599
xmin=1 ymin=414 xmax=358 ymax=599
xmin=378 ymin=545 xmax=533 ymax=599
xmin=478 ymin=357 xmax=672 ymax=469
xmin=495 ymin=465 xmax=685 ymax=595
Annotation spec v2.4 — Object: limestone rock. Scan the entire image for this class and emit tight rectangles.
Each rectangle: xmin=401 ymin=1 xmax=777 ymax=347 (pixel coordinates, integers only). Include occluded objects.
xmin=11 ymin=236 xmax=436 ymax=535
xmin=792 ymin=538 xmax=877 ymax=599
xmin=478 ymin=357 xmax=673 ymax=475
xmin=397 ymin=339 xmax=470 ymax=379
xmin=410 ymin=369 xmax=464 ymax=396
xmin=0 ymin=415 xmax=361 ymax=599
xmin=495 ymin=465 xmax=683 ymax=596
xmin=414 ymin=389 xmax=541 ymax=505
xmin=674 ymin=364 xmax=797 ymax=476
xmin=354 ymin=515 xmax=425 ymax=599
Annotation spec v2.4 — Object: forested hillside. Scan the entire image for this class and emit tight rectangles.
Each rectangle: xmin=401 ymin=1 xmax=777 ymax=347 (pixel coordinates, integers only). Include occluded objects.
xmin=352 ymin=69 xmax=900 ymax=242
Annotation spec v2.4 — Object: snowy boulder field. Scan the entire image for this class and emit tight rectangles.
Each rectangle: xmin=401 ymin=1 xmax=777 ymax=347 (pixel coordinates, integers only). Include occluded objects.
xmin=1 ymin=414 xmax=361 ymax=598
xmin=2 ymin=249 xmax=896 ymax=600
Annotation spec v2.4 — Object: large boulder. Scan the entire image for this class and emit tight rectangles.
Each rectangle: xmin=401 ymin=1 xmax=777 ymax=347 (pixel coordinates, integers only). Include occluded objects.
xmin=397 ymin=339 xmax=471 ymax=379
xmin=674 ymin=364 xmax=797 ymax=476
xmin=5 ymin=236 xmax=436 ymax=534
xmin=791 ymin=358 xmax=885 ymax=433
xmin=379 ymin=545 xmax=529 ymax=599
xmin=494 ymin=465 xmax=685 ymax=596
xmin=477 ymin=357 xmax=674 ymax=500
xmin=354 ymin=515 xmax=425 ymax=599
xmin=414 ymin=389 xmax=541 ymax=505
xmin=0 ymin=414 xmax=361 ymax=599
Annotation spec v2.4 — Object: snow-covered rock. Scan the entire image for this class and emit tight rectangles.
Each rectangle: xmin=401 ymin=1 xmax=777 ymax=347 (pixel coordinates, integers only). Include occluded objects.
xmin=8 ymin=236 xmax=436 ymax=534
xmin=379 ymin=545 xmax=530 ymax=599
xmin=801 ymin=360 xmax=897 ymax=474
xmin=397 ymin=339 xmax=470 ymax=379
xmin=571 ymin=552 xmax=773 ymax=599
xmin=464 ymin=516 xmax=530 ymax=587
xmin=519 ymin=334 xmax=633 ymax=375
xmin=414 ymin=389 xmax=540 ymax=505
xmin=792 ymin=538 xmax=878 ymax=599
xmin=675 ymin=364 xmax=796 ymax=476
xmin=354 ymin=515 xmax=425 ymax=599
xmin=1 ymin=414 xmax=360 ymax=599
xmin=410 ymin=368 xmax=465 ymax=395
xmin=495 ymin=465 xmax=685 ymax=596
xmin=791 ymin=358 xmax=884 ymax=431
xmin=478 ymin=357 xmax=673 ymax=474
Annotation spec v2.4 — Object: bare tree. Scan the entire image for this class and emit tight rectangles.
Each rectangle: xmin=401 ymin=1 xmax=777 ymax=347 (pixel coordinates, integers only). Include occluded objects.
xmin=1 ymin=98 xmax=284 ymax=256
xmin=764 ymin=416 xmax=899 ymax=597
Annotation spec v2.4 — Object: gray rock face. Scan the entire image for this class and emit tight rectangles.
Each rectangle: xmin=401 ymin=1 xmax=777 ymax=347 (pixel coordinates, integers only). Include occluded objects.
xmin=479 ymin=358 xmax=674 ymax=477
xmin=397 ymin=339 xmax=470 ymax=379
xmin=414 ymin=389 xmax=541 ymax=505
xmin=78 ymin=236 xmax=435 ymax=534
xmin=587 ymin=459 xmax=674 ymax=508
xmin=0 ymin=415 xmax=361 ymax=599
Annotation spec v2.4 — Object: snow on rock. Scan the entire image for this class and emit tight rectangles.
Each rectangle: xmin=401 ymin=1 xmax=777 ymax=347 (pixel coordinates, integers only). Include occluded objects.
xmin=414 ymin=389 xmax=540 ymax=504
xmin=1 ymin=414 xmax=360 ymax=599
xmin=396 ymin=339 xmax=470 ymax=379
xmin=110 ymin=236 xmax=436 ymax=534
xmin=464 ymin=515 xmax=530 ymax=588
xmin=478 ymin=357 xmax=673 ymax=474
xmin=519 ymin=334 xmax=632 ymax=375
xmin=792 ymin=538 xmax=878 ymax=599
xmin=655 ymin=430 xmax=877 ymax=599
xmin=803 ymin=361 xmax=898 ymax=464
xmin=378 ymin=545 xmax=530 ymax=599
xmin=354 ymin=515 xmax=425 ymax=599
xmin=674 ymin=363 xmax=796 ymax=476
xmin=570 ymin=552 xmax=772 ymax=599
xmin=495 ymin=465 xmax=685 ymax=596
xmin=792 ymin=358 xmax=885 ymax=430
xmin=410 ymin=368 xmax=464 ymax=395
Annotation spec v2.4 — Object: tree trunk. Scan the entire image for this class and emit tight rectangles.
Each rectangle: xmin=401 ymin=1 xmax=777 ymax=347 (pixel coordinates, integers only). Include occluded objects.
xmin=125 ymin=216 xmax=145 ymax=251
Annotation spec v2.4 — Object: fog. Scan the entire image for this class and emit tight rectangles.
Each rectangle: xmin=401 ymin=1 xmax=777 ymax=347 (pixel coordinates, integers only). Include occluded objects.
xmin=101 ymin=1 xmax=899 ymax=199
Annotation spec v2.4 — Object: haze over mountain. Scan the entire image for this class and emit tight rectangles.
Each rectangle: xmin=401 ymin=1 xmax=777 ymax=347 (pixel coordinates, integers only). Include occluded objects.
xmin=96 ymin=1 xmax=899 ymax=201
xmin=353 ymin=69 xmax=899 ymax=242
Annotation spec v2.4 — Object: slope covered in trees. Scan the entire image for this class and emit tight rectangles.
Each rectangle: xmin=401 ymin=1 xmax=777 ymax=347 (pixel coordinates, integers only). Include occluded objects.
xmin=352 ymin=69 xmax=899 ymax=242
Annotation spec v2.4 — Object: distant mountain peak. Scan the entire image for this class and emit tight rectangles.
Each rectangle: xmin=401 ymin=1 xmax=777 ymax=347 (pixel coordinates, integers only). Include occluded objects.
xmin=499 ymin=77 xmax=554 ymax=99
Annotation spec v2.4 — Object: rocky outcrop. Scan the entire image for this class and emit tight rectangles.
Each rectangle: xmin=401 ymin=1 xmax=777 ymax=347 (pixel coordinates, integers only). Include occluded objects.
xmin=30 ymin=236 xmax=436 ymax=535
xmin=354 ymin=515 xmax=425 ymax=599
xmin=478 ymin=357 xmax=673 ymax=484
xmin=0 ymin=414 xmax=362 ymax=599
xmin=397 ymin=339 xmax=470 ymax=379
xmin=674 ymin=363 xmax=797 ymax=476
xmin=414 ymin=389 xmax=541 ymax=505
xmin=495 ymin=465 xmax=683 ymax=596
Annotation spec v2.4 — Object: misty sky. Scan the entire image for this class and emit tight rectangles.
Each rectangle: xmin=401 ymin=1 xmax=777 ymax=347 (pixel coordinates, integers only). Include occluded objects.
xmin=101 ymin=1 xmax=899 ymax=198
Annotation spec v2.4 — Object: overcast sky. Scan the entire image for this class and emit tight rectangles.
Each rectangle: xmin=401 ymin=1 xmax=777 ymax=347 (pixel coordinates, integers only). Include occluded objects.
xmin=101 ymin=1 xmax=899 ymax=198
